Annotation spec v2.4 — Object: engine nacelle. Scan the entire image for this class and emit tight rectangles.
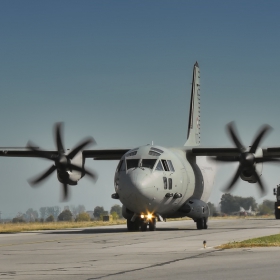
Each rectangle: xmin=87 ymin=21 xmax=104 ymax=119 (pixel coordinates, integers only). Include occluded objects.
xmin=178 ymin=198 xmax=209 ymax=220
xmin=240 ymin=147 xmax=263 ymax=183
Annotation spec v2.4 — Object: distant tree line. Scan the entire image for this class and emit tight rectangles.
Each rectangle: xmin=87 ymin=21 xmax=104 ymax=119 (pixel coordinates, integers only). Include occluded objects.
xmin=208 ymin=193 xmax=275 ymax=216
xmin=12 ymin=204 xmax=123 ymax=223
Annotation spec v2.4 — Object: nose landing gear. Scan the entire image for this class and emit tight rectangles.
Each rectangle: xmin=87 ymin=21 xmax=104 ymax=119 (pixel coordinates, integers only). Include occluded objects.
xmin=126 ymin=215 xmax=157 ymax=232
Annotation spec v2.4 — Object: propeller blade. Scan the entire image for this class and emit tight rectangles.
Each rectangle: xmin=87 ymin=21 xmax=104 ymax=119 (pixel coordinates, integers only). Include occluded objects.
xmin=227 ymin=122 xmax=244 ymax=151
xmin=69 ymin=164 xmax=98 ymax=181
xmin=55 ymin=123 xmax=65 ymax=154
xmin=252 ymin=169 xmax=267 ymax=196
xmin=68 ymin=137 xmax=96 ymax=159
xmin=223 ymin=164 xmax=243 ymax=192
xmin=29 ymin=165 xmax=57 ymax=185
xmin=27 ymin=141 xmax=54 ymax=160
xmin=249 ymin=125 xmax=272 ymax=153
xmin=62 ymin=183 xmax=69 ymax=201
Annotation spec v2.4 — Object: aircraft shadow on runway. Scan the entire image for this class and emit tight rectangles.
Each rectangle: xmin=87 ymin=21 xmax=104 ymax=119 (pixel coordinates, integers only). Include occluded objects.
xmin=42 ymin=227 xmax=198 ymax=235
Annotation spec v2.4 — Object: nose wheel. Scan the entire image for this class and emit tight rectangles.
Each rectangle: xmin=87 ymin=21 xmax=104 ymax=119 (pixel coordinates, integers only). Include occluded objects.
xmin=141 ymin=221 xmax=148 ymax=231
xmin=127 ymin=218 xmax=140 ymax=231
xmin=149 ymin=218 xmax=156 ymax=231
xmin=127 ymin=218 xmax=157 ymax=231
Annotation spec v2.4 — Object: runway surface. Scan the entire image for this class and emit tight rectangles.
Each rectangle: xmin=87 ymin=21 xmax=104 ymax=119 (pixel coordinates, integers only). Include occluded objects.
xmin=1 ymin=218 xmax=280 ymax=280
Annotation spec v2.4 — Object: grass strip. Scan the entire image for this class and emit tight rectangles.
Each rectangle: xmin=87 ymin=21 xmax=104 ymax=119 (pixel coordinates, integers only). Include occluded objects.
xmin=217 ymin=234 xmax=280 ymax=249
xmin=0 ymin=220 xmax=126 ymax=233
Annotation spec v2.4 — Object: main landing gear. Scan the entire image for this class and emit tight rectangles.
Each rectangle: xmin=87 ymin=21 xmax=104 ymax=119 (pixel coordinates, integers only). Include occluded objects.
xmin=196 ymin=218 xmax=208 ymax=230
xmin=127 ymin=218 xmax=156 ymax=232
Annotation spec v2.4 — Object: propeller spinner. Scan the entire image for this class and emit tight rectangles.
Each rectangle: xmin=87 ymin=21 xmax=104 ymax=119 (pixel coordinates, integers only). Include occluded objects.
xmin=27 ymin=123 xmax=97 ymax=200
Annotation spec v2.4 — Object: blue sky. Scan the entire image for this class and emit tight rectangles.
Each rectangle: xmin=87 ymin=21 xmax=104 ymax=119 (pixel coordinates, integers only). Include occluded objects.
xmin=0 ymin=1 xmax=280 ymax=218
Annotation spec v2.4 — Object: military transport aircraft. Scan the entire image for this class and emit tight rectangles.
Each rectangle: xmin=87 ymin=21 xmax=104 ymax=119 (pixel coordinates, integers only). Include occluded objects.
xmin=1 ymin=62 xmax=280 ymax=231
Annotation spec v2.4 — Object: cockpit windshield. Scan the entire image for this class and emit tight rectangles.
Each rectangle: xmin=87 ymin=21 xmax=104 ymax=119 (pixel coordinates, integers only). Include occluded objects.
xmin=141 ymin=159 xmax=157 ymax=169
xmin=126 ymin=158 xmax=157 ymax=170
xmin=126 ymin=159 xmax=140 ymax=170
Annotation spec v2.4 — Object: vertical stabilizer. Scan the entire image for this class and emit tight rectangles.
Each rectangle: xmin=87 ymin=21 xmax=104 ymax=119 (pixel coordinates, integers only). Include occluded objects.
xmin=184 ymin=62 xmax=200 ymax=146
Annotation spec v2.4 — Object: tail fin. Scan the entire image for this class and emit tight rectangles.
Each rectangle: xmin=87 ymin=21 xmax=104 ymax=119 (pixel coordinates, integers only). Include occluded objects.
xmin=184 ymin=62 xmax=201 ymax=146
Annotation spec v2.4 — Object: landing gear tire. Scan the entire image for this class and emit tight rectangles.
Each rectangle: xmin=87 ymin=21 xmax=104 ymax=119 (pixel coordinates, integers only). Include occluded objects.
xmin=196 ymin=219 xmax=204 ymax=230
xmin=149 ymin=218 xmax=156 ymax=231
xmin=196 ymin=218 xmax=208 ymax=230
xmin=127 ymin=219 xmax=134 ymax=231
xmin=127 ymin=218 xmax=140 ymax=231
xmin=275 ymin=203 xmax=280 ymax=219
xmin=141 ymin=221 xmax=148 ymax=231
xmin=203 ymin=218 xmax=208 ymax=229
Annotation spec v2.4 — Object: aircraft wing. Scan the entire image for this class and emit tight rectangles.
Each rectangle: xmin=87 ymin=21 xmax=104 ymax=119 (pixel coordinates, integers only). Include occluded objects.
xmin=192 ymin=147 xmax=280 ymax=158
xmin=191 ymin=148 xmax=240 ymax=157
xmin=0 ymin=149 xmax=58 ymax=157
xmin=0 ymin=148 xmax=130 ymax=160
xmin=83 ymin=149 xmax=130 ymax=160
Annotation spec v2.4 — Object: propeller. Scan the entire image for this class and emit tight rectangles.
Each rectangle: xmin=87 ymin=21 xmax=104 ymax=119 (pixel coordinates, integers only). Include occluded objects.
xmin=27 ymin=123 xmax=97 ymax=200
xmin=213 ymin=122 xmax=277 ymax=196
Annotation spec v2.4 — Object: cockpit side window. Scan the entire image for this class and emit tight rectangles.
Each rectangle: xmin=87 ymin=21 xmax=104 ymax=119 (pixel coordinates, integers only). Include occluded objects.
xmin=116 ymin=160 xmax=123 ymax=172
xmin=167 ymin=160 xmax=175 ymax=172
xmin=141 ymin=159 xmax=157 ymax=169
xmin=126 ymin=159 xmax=139 ymax=170
xmin=155 ymin=160 xmax=164 ymax=171
xmin=161 ymin=160 xmax=169 ymax=171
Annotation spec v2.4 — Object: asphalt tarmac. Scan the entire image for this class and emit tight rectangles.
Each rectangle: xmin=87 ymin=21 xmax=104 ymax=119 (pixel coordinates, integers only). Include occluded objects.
xmin=0 ymin=218 xmax=280 ymax=280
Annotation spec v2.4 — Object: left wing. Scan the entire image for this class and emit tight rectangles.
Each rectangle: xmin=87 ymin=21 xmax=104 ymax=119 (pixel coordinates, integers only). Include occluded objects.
xmin=191 ymin=123 xmax=280 ymax=195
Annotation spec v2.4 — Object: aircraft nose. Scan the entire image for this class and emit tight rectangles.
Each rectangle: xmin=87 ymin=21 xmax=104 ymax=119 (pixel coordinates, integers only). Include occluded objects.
xmin=118 ymin=169 xmax=157 ymax=212
xmin=127 ymin=169 xmax=152 ymax=193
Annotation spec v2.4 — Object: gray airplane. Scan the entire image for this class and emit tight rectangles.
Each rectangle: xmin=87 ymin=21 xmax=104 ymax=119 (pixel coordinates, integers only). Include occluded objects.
xmin=1 ymin=62 xmax=280 ymax=230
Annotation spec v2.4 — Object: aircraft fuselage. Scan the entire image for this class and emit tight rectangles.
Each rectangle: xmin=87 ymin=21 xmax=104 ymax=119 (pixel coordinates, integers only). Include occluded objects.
xmin=114 ymin=145 xmax=216 ymax=221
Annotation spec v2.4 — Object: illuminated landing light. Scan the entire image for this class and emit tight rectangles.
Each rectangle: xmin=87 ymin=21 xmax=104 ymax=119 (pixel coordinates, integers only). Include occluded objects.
xmin=277 ymin=206 xmax=280 ymax=209
xmin=140 ymin=214 xmax=145 ymax=219
xmin=147 ymin=213 xmax=153 ymax=220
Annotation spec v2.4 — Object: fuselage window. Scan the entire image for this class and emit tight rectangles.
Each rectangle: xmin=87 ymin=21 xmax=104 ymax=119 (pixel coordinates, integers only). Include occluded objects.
xmin=141 ymin=159 xmax=157 ymax=169
xmin=116 ymin=160 xmax=123 ymax=172
xmin=167 ymin=160 xmax=175 ymax=172
xmin=126 ymin=159 xmax=139 ymax=170
xmin=161 ymin=160 xmax=170 ymax=171
xmin=163 ymin=177 xmax=167 ymax=189
xmin=168 ymin=178 xmax=172 ymax=190
xmin=155 ymin=160 xmax=164 ymax=171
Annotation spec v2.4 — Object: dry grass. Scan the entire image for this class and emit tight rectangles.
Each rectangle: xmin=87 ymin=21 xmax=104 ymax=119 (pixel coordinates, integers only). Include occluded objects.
xmin=0 ymin=220 xmax=126 ymax=233
xmin=0 ymin=215 xmax=275 ymax=234
xmin=217 ymin=234 xmax=280 ymax=249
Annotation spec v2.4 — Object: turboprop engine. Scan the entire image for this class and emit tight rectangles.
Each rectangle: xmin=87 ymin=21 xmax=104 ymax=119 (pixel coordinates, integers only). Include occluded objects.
xmin=27 ymin=123 xmax=97 ymax=200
